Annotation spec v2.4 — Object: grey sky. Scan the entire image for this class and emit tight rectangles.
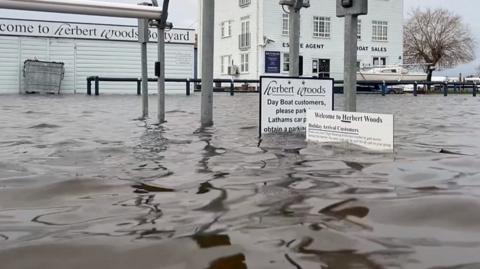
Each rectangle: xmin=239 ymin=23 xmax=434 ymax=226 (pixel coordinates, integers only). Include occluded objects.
xmin=0 ymin=0 xmax=478 ymax=75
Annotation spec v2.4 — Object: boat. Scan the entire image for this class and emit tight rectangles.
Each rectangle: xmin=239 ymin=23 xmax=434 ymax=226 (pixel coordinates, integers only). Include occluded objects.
xmin=357 ymin=65 xmax=428 ymax=81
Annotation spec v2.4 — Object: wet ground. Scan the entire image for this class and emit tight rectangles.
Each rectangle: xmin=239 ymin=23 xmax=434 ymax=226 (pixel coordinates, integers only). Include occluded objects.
xmin=1 ymin=93 xmax=480 ymax=269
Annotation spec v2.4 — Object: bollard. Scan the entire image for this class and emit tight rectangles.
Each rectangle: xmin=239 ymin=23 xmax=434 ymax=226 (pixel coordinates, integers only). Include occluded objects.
xmin=137 ymin=79 xmax=141 ymax=95
xmin=87 ymin=78 xmax=92 ymax=95
xmin=186 ymin=79 xmax=191 ymax=96
xmin=413 ymin=82 xmax=417 ymax=96
xmin=94 ymin=76 xmax=99 ymax=96
xmin=443 ymin=83 xmax=448 ymax=96
xmin=381 ymin=81 xmax=386 ymax=96
xmin=474 ymin=83 xmax=477 ymax=97
xmin=230 ymin=79 xmax=234 ymax=96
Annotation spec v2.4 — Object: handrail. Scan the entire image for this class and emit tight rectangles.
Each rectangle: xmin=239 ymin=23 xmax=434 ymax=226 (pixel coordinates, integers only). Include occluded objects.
xmin=86 ymin=76 xmax=479 ymax=97
xmin=0 ymin=0 xmax=163 ymax=19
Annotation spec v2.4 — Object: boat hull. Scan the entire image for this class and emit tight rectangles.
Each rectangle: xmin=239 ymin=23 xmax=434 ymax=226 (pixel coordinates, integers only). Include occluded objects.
xmin=356 ymin=73 xmax=427 ymax=82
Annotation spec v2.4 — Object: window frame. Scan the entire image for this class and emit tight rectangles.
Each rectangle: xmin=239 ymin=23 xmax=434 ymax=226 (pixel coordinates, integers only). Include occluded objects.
xmin=283 ymin=53 xmax=290 ymax=73
xmin=221 ymin=21 xmax=232 ymax=38
xmin=282 ymin=13 xmax=289 ymax=36
xmin=372 ymin=20 xmax=388 ymax=42
xmin=313 ymin=16 xmax=331 ymax=39
xmin=239 ymin=0 xmax=251 ymax=8
xmin=221 ymin=55 xmax=232 ymax=74
xmin=240 ymin=53 xmax=249 ymax=73
xmin=357 ymin=19 xmax=362 ymax=40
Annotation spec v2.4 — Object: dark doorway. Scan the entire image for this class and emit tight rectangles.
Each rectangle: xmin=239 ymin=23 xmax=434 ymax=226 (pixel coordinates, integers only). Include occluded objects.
xmin=313 ymin=58 xmax=330 ymax=78
xmin=299 ymin=56 xmax=303 ymax=76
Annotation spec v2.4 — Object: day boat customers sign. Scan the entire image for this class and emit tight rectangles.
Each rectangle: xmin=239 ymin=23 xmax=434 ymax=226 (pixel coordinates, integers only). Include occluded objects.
xmin=260 ymin=76 xmax=334 ymax=136
xmin=0 ymin=18 xmax=194 ymax=44
xmin=306 ymin=110 xmax=394 ymax=152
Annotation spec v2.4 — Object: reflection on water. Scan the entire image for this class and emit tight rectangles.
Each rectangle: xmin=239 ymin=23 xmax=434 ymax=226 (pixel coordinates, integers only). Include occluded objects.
xmin=1 ymin=94 xmax=480 ymax=269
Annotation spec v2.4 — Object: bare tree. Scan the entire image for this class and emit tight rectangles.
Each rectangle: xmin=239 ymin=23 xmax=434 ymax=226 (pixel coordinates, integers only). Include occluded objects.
xmin=476 ymin=64 xmax=480 ymax=76
xmin=404 ymin=8 xmax=476 ymax=81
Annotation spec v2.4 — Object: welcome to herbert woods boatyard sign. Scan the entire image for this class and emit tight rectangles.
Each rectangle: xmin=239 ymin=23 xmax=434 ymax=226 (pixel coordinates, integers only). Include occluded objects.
xmin=0 ymin=18 xmax=194 ymax=44
xmin=259 ymin=76 xmax=334 ymax=136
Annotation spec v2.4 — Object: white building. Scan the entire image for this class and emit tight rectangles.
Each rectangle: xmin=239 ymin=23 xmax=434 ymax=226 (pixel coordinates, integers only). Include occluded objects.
xmin=0 ymin=18 xmax=195 ymax=94
xmin=204 ymin=0 xmax=403 ymax=80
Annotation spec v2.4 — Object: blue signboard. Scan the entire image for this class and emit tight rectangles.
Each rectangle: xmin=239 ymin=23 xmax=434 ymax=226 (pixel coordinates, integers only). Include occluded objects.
xmin=265 ymin=51 xmax=281 ymax=73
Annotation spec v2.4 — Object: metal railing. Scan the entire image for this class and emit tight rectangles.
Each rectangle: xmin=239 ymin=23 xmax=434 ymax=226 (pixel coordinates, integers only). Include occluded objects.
xmin=86 ymin=76 xmax=259 ymax=96
xmin=86 ymin=76 xmax=479 ymax=97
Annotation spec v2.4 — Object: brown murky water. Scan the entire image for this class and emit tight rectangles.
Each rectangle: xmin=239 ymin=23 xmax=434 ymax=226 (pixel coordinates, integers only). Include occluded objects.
xmin=1 ymin=93 xmax=480 ymax=269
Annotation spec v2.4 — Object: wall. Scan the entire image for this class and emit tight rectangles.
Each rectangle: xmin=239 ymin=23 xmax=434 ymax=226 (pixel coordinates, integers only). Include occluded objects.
xmin=261 ymin=0 xmax=404 ymax=79
xmin=214 ymin=0 xmax=261 ymax=80
xmin=0 ymin=19 xmax=195 ymax=94
xmin=211 ymin=0 xmax=404 ymax=80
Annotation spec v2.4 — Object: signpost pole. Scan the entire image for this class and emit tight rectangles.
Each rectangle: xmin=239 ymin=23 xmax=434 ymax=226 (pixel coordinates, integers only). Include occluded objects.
xmin=157 ymin=26 xmax=165 ymax=122
xmin=288 ymin=6 xmax=301 ymax=77
xmin=138 ymin=16 xmax=149 ymax=119
xmin=282 ymin=0 xmax=309 ymax=77
xmin=344 ymin=14 xmax=358 ymax=111
xmin=201 ymin=0 xmax=215 ymax=126
xmin=152 ymin=0 xmax=169 ymax=124
xmin=337 ymin=0 xmax=368 ymax=112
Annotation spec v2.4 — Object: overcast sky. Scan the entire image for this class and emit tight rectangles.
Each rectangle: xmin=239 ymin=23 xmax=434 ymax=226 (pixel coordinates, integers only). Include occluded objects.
xmin=0 ymin=0 xmax=478 ymax=75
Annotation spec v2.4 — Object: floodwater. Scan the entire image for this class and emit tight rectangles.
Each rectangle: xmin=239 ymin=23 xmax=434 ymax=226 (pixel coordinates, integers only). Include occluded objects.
xmin=1 ymin=93 xmax=480 ymax=269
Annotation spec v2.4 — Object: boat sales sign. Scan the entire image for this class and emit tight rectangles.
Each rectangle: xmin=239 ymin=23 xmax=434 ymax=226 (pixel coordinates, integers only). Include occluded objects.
xmin=260 ymin=76 xmax=334 ymax=136
xmin=306 ymin=110 xmax=394 ymax=152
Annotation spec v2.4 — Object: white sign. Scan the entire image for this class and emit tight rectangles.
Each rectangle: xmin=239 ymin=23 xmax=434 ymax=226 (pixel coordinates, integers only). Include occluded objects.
xmin=0 ymin=18 xmax=195 ymax=44
xmin=306 ymin=110 xmax=394 ymax=152
xmin=260 ymin=76 xmax=334 ymax=135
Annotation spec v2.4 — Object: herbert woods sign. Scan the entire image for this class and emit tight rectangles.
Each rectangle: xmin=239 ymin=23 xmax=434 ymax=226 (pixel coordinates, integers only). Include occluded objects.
xmin=0 ymin=18 xmax=194 ymax=44
xmin=259 ymin=77 xmax=394 ymax=152
xmin=306 ymin=110 xmax=394 ymax=152
xmin=259 ymin=76 xmax=334 ymax=136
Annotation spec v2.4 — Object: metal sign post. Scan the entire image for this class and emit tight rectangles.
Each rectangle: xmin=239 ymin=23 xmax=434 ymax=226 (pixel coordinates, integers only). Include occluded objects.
xmin=138 ymin=3 xmax=150 ymax=119
xmin=151 ymin=0 xmax=171 ymax=124
xmin=336 ymin=0 xmax=368 ymax=112
xmin=201 ymin=0 xmax=215 ymax=127
xmin=280 ymin=0 xmax=310 ymax=77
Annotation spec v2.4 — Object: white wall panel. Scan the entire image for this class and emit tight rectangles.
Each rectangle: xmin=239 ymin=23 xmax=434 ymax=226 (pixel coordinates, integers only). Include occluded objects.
xmin=49 ymin=39 xmax=76 ymax=93
xmin=19 ymin=38 xmax=48 ymax=93
xmin=0 ymin=23 xmax=194 ymax=94
xmin=0 ymin=36 xmax=20 ymax=93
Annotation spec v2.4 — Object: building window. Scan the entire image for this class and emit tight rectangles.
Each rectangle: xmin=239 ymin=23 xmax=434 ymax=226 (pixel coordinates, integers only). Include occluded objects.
xmin=372 ymin=20 xmax=388 ymax=41
xmin=373 ymin=57 xmax=386 ymax=66
xmin=357 ymin=20 xmax=362 ymax=40
xmin=239 ymin=0 xmax=250 ymax=7
xmin=283 ymin=53 xmax=290 ymax=72
xmin=313 ymin=16 xmax=331 ymax=38
xmin=240 ymin=53 xmax=249 ymax=73
xmin=239 ymin=18 xmax=251 ymax=50
xmin=221 ymin=21 xmax=232 ymax=38
xmin=282 ymin=14 xmax=289 ymax=36
xmin=221 ymin=55 xmax=232 ymax=74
